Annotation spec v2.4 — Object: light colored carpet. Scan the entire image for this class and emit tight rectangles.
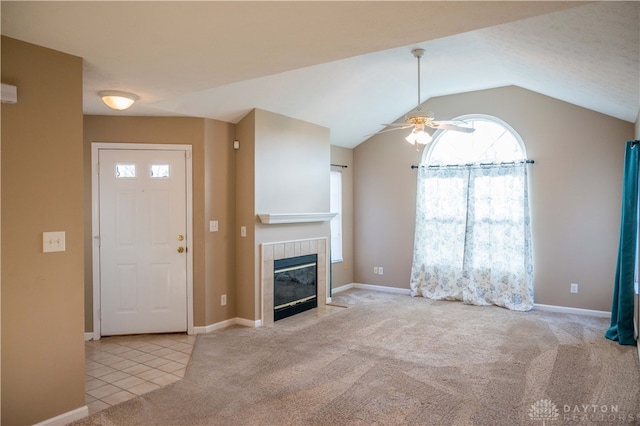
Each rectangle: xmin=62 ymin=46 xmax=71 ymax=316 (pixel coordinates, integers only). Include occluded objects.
xmin=74 ymin=289 xmax=639 ymax=425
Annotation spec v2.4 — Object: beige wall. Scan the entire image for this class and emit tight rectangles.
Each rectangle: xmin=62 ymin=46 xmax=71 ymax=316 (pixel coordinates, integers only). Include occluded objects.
xmin=353 ymin=130 xmax=419 ymax=290
xmin=254 ymin=110 xmax=331 ymax=320
xmin=234 ymin=110 xmax=257 ymax=320
xmin=254 ymin=110 xmax=329 ymax=214
xmin=1 ymin=36 xmax=85 ymax=425
xmin=204 ymin=119 xmax=237 ymax=325
xmin=330 ymin=146 xmax=354 ymax=289
xmin=236 ymin=109 xmax=331 ymax=321
xmin=83 ymin=116 xmax=236 ymax=329
xmin=354 ymin=86 xmax=634 ymax=312
xmin=2 ymin=32 xmax=632 ymax=426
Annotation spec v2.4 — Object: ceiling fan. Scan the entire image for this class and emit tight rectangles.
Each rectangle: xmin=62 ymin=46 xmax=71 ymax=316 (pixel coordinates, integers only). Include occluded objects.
xmin=376 ymin=48 xmax=475 ymax=145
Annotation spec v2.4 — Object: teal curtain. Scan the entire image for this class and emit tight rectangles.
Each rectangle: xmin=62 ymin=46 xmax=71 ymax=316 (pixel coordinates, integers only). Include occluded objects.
xmin=605 ymin=140 xmax=640 ymax=345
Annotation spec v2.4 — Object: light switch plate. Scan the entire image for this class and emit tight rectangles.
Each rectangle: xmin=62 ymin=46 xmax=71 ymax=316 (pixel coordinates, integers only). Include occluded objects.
xmin=43 ymin=231 xmax=65 ymax=253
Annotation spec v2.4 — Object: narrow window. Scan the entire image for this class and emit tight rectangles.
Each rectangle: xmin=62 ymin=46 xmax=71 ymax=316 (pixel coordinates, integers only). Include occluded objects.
xmin=330 ymin=170 xmax=343 ymax=263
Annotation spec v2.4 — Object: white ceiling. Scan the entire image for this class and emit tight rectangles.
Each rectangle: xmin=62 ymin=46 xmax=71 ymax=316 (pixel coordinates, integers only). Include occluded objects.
xmin=2 ymin=1 xmax=638 ymax=148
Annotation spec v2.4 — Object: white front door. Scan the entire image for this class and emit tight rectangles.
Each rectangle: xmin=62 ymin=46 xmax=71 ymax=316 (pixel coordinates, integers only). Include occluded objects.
xmin=98 ymin=149 xmax=188 ymax=335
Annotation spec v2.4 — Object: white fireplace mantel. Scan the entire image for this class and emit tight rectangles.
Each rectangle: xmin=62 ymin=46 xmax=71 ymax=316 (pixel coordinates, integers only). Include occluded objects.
xmin=257 ymin=212 xmax=337 ymax=225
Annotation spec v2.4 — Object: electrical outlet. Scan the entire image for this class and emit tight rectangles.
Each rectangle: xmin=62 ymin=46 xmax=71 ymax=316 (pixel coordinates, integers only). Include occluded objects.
xmin=570 ymin=283 xmax=579 ymax=294
xmin=378 ymin=267 xmax=384 ymax=275
xmin=221 ymin=294 xmax=227 ymax=306
xmin=209 ymin=220 xmax=219 ymax=232
xmin=373 ymin=266 xmax=378 ymax=274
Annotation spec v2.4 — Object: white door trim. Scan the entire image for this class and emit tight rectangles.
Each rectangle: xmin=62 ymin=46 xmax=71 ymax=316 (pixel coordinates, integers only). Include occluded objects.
xmin=91 ymin=142 xmax=194 ymax=340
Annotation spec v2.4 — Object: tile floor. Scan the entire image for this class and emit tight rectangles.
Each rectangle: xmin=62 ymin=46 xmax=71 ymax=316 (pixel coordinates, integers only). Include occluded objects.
xmin=85 ymin=333 xmax=196 ymax=415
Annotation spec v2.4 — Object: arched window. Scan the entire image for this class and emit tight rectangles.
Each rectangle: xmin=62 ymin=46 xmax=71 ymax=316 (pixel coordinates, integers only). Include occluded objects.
xmin=424 ymin=114 xmax=526 ymax=166
xmin=410 ymin=114 xmax=534 ymax=311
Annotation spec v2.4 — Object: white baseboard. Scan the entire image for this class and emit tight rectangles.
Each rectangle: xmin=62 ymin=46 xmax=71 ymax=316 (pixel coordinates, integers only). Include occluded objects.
xmin=237 ymin=317 xmax=262 ymax=328
xmin=194 ymin=317 xmax=261 ymax=334
xmin=332 ymin=283 xmax=354 ymax=293
xmin=87 ymin=288 xmax=612 ymax=339
xmin=333 ymin=283 xmax=612 ymax=318
xmin=88 ymin=317 xmax=264 ymax=338
xmin=33 ymin=406 xmax=88 ymax=426
xmin=193 ymin=318 xmax=237 ymax=334
xmin=534 ymin=303 xmax=611 ymax=318
xmin=333 ymin=283 xmax=411 ymax=295
xmin=353 ymin=283 xmax=412 ymax=295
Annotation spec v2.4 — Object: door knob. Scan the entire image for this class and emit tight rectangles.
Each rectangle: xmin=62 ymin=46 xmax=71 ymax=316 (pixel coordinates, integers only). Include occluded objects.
xmin=177 ymin=246 xmax=185 ymax=253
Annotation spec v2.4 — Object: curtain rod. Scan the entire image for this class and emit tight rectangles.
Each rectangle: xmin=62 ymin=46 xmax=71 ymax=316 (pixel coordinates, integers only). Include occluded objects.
xmin=331 ymin=163 xmax=348 ymax=169
xmin=411 ymin=159 xmax=534 ymax=169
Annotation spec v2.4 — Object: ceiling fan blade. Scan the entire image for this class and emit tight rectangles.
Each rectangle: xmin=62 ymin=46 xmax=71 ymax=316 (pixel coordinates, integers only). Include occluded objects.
xmin=427 ymin=122 xmax=475 ymax=133
xmin=364 ymin=125 xmax=413 ymax=137
xmin=433 ymin=120 xmax=470 ymax=125
xmin=381 ymin=123 xmax=412 ymax=128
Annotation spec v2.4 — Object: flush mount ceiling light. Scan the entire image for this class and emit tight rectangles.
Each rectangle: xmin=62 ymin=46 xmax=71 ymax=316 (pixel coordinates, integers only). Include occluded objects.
xmin=98 ymin=90 xmax=138 ymax=110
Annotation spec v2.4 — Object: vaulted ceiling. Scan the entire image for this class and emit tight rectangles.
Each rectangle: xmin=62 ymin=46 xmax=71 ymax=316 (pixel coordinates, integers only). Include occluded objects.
xmin=2 ymin=1 xmax=638 ymax=148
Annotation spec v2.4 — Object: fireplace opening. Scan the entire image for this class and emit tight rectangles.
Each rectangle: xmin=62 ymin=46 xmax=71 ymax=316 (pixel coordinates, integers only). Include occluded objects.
xmin=274 ymin=254 xmax=318 ymax=321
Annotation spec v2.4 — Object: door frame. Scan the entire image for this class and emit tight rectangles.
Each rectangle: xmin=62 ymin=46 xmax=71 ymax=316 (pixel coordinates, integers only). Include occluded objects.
xmin=91 ymin=142 xmax=194 ymax=340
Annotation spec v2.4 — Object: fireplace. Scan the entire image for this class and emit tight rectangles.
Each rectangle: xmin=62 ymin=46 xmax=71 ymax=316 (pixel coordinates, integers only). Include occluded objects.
xmin=274 ymin=254 xmax=317 ymax=321
xmin=261 ymin=238 xmax=328 ymax=327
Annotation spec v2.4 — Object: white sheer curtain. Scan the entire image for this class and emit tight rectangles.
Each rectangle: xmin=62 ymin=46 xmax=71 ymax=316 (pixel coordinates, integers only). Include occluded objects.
xmin=409 ymin=163 xmax=534 ymax=311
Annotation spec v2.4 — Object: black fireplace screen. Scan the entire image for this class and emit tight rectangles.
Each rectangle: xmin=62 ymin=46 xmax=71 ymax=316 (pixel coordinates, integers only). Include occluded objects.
xmin=274 ymin=254 xmax=317 ymax=321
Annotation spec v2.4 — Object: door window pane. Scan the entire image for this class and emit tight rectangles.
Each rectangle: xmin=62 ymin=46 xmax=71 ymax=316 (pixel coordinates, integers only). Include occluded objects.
xmin=150 ymin=164 xmax=170 ymax=178
xmin=115 ymin=164 xmax=136 ymax=178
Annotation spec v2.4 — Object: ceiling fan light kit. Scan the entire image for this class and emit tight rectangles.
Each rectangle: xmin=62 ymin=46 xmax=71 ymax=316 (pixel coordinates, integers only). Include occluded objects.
xmin=405 ymin=128 xmax=432 ymax=145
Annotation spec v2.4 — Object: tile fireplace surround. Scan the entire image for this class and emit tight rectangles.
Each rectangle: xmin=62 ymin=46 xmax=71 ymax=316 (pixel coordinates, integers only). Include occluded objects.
xmin=261 ymin=237 xmax=328 ymax=327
